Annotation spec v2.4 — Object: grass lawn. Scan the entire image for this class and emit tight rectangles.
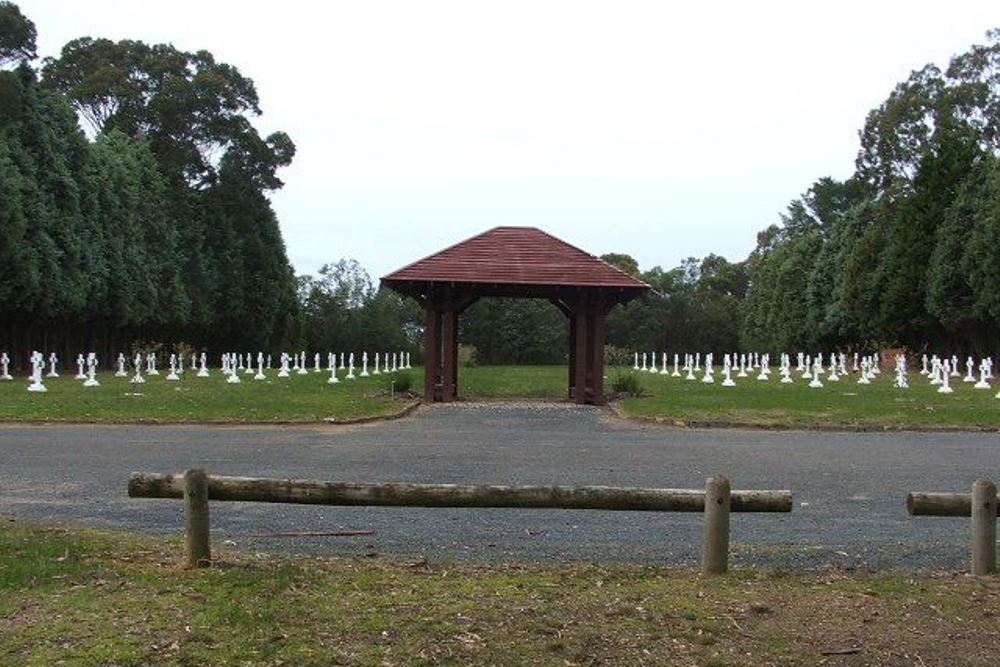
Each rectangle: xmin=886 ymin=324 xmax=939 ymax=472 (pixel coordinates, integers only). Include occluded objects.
xmin=2 ymin=363 xmax=999 ymax=429
xmin=2 ymin=519 xmax=998 ymax=666
xmin=0 ymin=368 xmax=418 ymax=423
xmin=615 ymin=366 xmax=1000 ymax=430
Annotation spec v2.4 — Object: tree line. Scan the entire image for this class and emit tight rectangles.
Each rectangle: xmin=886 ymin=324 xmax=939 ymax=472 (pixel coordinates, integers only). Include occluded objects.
xmin=0 ymin=3 xmax=299 ymax=368
xmin=742 ymin=29 xmax=1000 ymax=357
xmin=4 ymin=1 xmax=998 ymax=367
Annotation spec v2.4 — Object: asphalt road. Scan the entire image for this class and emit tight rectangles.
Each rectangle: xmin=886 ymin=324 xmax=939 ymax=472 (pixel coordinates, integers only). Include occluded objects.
xmin=1 ymin=403 xmax=996 ymax=569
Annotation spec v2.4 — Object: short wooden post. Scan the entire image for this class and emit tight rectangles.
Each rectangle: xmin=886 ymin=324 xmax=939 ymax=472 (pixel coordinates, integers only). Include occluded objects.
xmin=971 ymin=478 xmax=997 ymax=575
xmin=702 ymin=475 xmax=731 ymax=575
xmin=184 ymin=468 xmax=211 ymax=568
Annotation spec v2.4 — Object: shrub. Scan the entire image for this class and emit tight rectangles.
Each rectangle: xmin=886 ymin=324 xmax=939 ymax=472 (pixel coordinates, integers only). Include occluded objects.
xmin=610 ymin=372 xmax=644 ymax=397
xmin=458 ymin=344 xmax=478 ymax=367
xmin=387 ymin=371 xmax=413 ymax=394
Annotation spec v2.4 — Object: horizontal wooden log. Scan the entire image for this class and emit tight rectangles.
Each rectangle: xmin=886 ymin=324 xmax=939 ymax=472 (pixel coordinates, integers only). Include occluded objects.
xmin=907 ymin=491 xmax=1000 ymax=517
xmin=129 ymin=473 xmax=792 ymax=513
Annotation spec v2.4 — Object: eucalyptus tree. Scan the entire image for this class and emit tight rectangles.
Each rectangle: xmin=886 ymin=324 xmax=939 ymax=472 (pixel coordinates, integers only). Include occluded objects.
xmin=0 ymin=1 xmax=35 ymax=68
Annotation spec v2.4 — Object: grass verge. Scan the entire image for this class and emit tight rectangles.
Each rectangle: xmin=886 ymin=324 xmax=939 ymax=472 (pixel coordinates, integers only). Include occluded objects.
xmin=2 ymin=519 xmax=998 ymax=666
xmin=0 ymin=369 xmax=418 ymax=423
xmin=618 ymin=368 xmax=1000 ymax=430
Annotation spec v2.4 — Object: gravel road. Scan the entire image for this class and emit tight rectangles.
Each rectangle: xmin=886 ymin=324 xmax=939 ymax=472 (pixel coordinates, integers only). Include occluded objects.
xmin=1 ymin=403 xmax=996 ymax=569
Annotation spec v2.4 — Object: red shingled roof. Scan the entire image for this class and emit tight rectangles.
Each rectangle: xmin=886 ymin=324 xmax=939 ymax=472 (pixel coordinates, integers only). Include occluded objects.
xmin=382 ymin=226 xmax=649 ymax=289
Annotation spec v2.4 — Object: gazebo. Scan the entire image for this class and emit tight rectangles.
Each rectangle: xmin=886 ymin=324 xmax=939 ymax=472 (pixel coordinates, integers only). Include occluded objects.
xmin=381 ymin=226 xmax=650 ymax=405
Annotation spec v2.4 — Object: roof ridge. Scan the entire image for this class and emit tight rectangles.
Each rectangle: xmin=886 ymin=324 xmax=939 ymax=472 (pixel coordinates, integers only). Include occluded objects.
xmin=381 ymin=226 xmax=650 ymax=290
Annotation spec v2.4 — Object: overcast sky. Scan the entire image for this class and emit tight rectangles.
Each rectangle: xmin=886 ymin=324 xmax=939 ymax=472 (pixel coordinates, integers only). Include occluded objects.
xmin=26 ymin=1 xmax=1000 ymax=280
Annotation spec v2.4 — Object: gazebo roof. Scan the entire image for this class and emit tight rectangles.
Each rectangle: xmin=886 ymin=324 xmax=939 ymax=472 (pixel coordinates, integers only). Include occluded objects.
xmin=381 ymin=226 xmax=649 ymax=290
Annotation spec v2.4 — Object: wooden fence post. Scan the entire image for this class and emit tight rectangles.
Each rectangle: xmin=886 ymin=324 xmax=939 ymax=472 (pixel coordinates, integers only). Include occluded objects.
xmin=971 ymin=478 xmax=997 ymax=575
xmin=702 ymin=475 xmax=731 ymax=575
xmin=184 ymin=468 xmax=211 ymax=568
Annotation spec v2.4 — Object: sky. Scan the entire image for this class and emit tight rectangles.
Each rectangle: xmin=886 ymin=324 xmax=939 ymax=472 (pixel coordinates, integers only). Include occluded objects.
xmin=24 ymin=0 xmax=1000 ymax=280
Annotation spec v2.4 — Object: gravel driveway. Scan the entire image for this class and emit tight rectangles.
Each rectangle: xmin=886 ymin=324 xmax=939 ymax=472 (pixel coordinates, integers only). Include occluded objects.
xmin=0 ymin=403 xmax=996 ymax=569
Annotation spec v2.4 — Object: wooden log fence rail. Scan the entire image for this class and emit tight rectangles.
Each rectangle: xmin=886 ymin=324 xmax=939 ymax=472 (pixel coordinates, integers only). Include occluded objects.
xmin=128 ymin=470 xmax=793 ymax=573
xmin=907 ymin=478 xmax=998 ymax=575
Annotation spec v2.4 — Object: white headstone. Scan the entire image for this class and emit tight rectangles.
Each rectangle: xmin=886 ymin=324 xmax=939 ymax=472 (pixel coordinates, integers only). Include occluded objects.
xmin=892 ymin=354 xmax=908 ymax=389
xmin=701 ymin=354 xmax=714 ymax=384
xmin=297 ymin=351 xmax=308 ymax=375
xmin=372 ymin=352 xmax=381 ymax=375
xmin=346 ymin=352 xmax=356 ymax=379
xmin=198 ymin=352 xmax=210 ymax=377
xmin=27 ymin=351 xmax=47 ymax=392
xmin=74 ymin=353 xmax=87 ymax=380
xmin=756 ymin=354 xmax=770 ymax=381
xmin=974 ymin=359 xmax=991 ymax=389
xmin=808 ymin=361 xmax=823 ymax=388
xmin=928 ymin=356 xmax=942 ymax=386
xmin=314 ymin=353 xmax=322 ymax=373
xmin=147 ymin=352 xmax=159 ymax=375
xmin=721 ymin=355 xmax=735 ymax=387
xmin=780 ymin=354 xmax=793 ymax=384
xmin=83 ymin=353 xmax=101 ymax=387
xmin=166 ymin=354 xmax=180 ymax=381
xmin=277 ymin=352 xmax=290 ymax=377
xmin=131 ymin=353 xmax=145 ymax=384
xmin=964 ymin=357 xmax=977 ymax=383
xmin=640 ymin=352 xmax=648 ymax=373
xmin=47 ymin=352 xmax=59 ymax=378
xmin=919 ymin=354 xmax=929 ymax=375
xmin=659 ymin=352 xmax=669 ymax=375
xmin=227 ymin=354 xmax=242 ymax=384
xmin=360 ymin=351 xmax=370 ymax=377
xmin=672 ymin=353 xmax=680 ymax=377
xmin=937 ymin=360 xmax=954 ymax=394
xmin=827 ymin=353 xmax=840 ymax=382
xmin=633 ymin=352 xmax=639 ymax=370
xmin=0 ymin=352 xmax=12 ymax=380
xmin=255 ymin=352 xmax=266 ymax=380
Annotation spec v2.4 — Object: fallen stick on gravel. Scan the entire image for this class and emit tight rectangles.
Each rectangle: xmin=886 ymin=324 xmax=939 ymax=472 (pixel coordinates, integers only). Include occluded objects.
xmin=247 ymin=530 xmax=375 ymax=538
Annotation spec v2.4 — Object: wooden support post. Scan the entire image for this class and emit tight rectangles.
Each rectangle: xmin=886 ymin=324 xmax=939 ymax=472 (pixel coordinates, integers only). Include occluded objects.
xmin=573 ymin=311 xmax=589 ymax=403
xmin=972 ymin=478 xmax=997 ymax=575
xmin=184 ymin=468 xmax=211 ymax=568
xmin=567 ymin=315 xmax=577 ymax=399
xmin=423 ymin=308 xmax=441 ymax=401
xmin=591 ymin=313 xmax=605 ymax=405
xmin=441 ymin=310 xmax=457 ymax=401
xmin=702 ymin=475 xmax=731 ymax=575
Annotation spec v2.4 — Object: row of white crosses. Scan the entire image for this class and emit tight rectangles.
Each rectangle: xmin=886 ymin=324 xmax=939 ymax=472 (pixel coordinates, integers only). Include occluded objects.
xmin=634 ymin=349 xmax=1000 ymax=396
xmin=18 ymin=351 xmax=102 ymax=392
xmin=4 ymin=349 xmax=412 ymax=390
xmin=920 ymin=354 xmax=995 ymax=395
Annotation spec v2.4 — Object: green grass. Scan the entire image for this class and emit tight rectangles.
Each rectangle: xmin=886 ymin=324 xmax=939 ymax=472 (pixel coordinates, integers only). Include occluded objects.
xmin=3 ymin=364 xmax=999 ymax=429
xmin=0 ymin=367 xmax=418 ymax=423
xmin=458 ymin=365 xmax=570 ymax=399
xmin=617 ymin=367 xmax=1000 ymax=429
xmin=2 ymin=519 xmax=998 ymax=666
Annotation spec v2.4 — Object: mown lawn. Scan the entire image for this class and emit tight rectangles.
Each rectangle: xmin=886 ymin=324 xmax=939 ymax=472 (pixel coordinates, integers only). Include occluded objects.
xmin=616 ymin=366 xmax=1000 ymax=429
xmin=2 ymin=520 xmax=998 ymax=666
xmin=0 ymin=367 xmax=417 ymax=423
xmin=2 ymin=364 xmax=1000 ymax=429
